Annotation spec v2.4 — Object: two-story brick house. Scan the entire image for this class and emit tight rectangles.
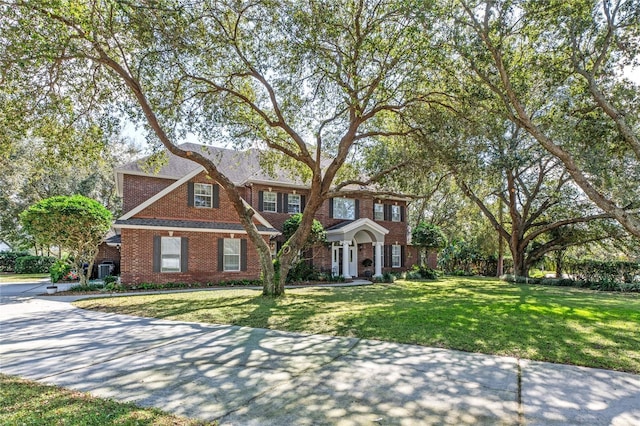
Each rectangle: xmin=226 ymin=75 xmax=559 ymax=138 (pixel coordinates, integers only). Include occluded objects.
xmin=109 ymin=143 xmax=414 ymax=285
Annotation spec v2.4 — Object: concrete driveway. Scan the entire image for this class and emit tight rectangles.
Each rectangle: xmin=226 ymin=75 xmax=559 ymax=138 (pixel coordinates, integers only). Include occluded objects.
xmin=0 ymin=287 xmax=639 ymax=425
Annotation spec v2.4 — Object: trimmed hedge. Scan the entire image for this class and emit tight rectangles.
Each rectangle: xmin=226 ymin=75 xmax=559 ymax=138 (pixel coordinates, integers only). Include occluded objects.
xmin=0 ymin=251 xmax=29 ymax=273
xmin=501 ymin=259 xmax=640 ymax=293
xmin=15 ymin=255 xmax=56 ymax=274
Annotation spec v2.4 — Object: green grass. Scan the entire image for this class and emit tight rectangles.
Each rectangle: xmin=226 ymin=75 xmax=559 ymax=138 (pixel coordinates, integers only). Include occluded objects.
xmin=74 ymin=277 xmax=640 ymax=374
xmin=0 ymin=374 xmax=215 ymax=425
xmin=0 ymin=273 xmax=49 ymax=283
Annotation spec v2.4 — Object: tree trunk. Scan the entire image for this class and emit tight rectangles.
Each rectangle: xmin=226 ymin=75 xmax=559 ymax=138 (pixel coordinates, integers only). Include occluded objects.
xmin=510 ymin=244 xmax=527 ymax=278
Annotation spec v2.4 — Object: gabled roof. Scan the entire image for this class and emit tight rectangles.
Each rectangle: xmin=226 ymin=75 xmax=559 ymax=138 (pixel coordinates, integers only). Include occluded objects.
xmin=115 ymin=143 xmax=311 ymax=196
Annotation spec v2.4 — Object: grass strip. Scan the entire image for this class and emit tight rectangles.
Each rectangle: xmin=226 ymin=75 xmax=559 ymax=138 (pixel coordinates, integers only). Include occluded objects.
xmin=0 ymin=374 xmax=215 ymax=425
xmin=74 ymin=276 xmax=640 ymax=373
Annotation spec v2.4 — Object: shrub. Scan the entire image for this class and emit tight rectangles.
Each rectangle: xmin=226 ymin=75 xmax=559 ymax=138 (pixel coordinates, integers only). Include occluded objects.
xmin=411 ymin=265 xmax=438 ymax=280
xmin=50 ymin=259 xmax=71 ymax=283
xmin=0 ymin=251 xmax=29 ymax=272
xmin=15 ymin=255 xmax=56 ymax=274
xmin=286 ymin=260 xmax=319 ymax=283
xmin=67 ymin=284 xmax=104 ymax=292
xmin=103 ymin=275 xmax=117 ymax=285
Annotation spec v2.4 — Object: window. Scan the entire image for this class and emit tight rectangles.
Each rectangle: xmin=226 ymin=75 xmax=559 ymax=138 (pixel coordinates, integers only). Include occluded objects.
xmin=288 ymin=194 xmax=301 ymax=213
xmin=374 ymin=203 xmax=384 ymax=221
xmin=194 ymin=183 xmax=212 ymax=208
xmin=333 ymin=197 xmax=356 ymax=220
xmin=263 ymin=192 xmax=277 ymax=212
xmin=223 ymin=238 xmax=241 ymax=271
xmin=161 ymin=237 xmax=181 ymax=272
xmin=391 ymin=205 xmax=401 ymax=222
xmin=391 ymin=245 xmax=401 ymax=268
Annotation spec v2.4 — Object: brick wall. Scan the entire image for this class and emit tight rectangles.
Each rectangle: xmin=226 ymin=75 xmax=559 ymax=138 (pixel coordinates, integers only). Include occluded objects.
xmin=123 ymin=175 xmax=175 ymax=214
xmin=120 ymin=228 xmax=264 ymax=285
xmin=92 ymin=243 xmax=121 ymax=278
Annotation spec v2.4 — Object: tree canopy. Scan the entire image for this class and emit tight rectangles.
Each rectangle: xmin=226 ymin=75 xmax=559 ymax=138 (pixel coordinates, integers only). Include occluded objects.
xmin=20 ymin=195 xmax=112 ymax=284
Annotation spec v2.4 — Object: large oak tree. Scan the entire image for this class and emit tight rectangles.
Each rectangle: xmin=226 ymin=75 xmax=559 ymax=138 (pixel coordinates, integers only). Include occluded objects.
xmin=1 ymin=0 xmax=441 ymax=295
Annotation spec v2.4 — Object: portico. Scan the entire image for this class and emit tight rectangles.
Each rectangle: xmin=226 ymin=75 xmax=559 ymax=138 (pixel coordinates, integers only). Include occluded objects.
xmin=326 ymin=218 xmax=389 ymax=279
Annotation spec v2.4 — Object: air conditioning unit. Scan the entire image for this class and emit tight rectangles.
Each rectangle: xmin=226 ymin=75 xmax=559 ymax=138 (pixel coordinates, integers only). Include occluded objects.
xmin=98 ymin=261 xmax=115 ymax=279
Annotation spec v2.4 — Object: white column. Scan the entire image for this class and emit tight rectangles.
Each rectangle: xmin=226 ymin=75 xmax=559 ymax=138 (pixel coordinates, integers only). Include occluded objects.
xmin=342 ymin=240 xmax=352 ymax=279
xmin=374 ymin=242 xmax=383 ymax=277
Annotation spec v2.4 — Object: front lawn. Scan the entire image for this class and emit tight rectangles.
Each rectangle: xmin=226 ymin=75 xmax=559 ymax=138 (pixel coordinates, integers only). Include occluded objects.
xmin=0 ymin=273 xmax=49 ymax=283
xmin=73 ymin=277 xmax=640 ymax=373
xmin=0 ymin=374 xmax=214 ymax=425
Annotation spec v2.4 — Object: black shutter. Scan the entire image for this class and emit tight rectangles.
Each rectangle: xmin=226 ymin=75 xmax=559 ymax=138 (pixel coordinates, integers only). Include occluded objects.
xmin=153 ymin=236 xmax=161 ymax=272
xmin=277 ymin=193 xmax=283 ymax=213
xmin=384 ymin=245 xmax=390 ymax=268
xmin=217 ymin=238 xmax=224 ymax=271
xmin=355 ymin=199 xmax=360 ymax=219
xmin=400 ymin=205 xmax=405 ymax=222
xmin=329 ymin=198 xmax=334 ymax=218
xmin=401 ymin=245 xmax=406 ymax=267
xmin=300 ymin=195 xmax=306 ymax=212
xmin=283 ymin=194 xmax=289 ymax=213
xmin=241 ymin=239 xmax=247 ymax=271
xmin=181 ymin=238 xmax=189 ymax=272
xmin=276 ymin=241 xmax=284 ymax=254
xmin=258 ymin=191 xmax=264 ymax=211
xmin=384 ymin=204 xmax=390 ymax=221
xmin=212 ymin=184 xmax=220 ymax=208
xmin=187 ymin=182 xmax=194 ymax=207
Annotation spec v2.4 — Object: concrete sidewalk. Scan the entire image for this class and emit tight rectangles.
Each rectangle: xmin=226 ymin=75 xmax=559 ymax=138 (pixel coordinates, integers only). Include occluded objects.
xmin=1 ymin=296 xmax=639 ymax=425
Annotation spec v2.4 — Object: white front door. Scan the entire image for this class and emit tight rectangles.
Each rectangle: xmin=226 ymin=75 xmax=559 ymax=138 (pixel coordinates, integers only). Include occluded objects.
xmin=332 ymin=243 xmax=358 ymax=277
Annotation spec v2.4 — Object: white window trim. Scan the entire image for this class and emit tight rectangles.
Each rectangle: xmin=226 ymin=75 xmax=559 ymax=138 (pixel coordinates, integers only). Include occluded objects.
xmin=288 ymin=194 xmax=301 ymax=214
xmin=333 ymin=197 xmax=356 ymax=220
xmin=194 ymin=183 xmax=213 ymax=208
xmin=223 ymin=238 xmax=241 ymax=272
xmin=161 ymin=237 xmax=181 ymax=272
xmin=374 ymin=203 xmax=384 ymax=221
xmin=391 ymin=244 xmax=401 ymax=268
xmin=391 ymin=205 xmax=401 ymax=222
xmin=263 ymin=191 xmax=277 ymax=213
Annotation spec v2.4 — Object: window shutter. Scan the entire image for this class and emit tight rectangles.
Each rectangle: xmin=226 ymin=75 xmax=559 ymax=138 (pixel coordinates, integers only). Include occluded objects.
xmin=384 ymin=204 xmax=390 ymax=221
xmin=355 ymin=199 xmax=360 ymax=219
xmin=329 ymin=198 xmax=334 ymax=218
xmin=384 ymin=245 xmax=391 ymax=268
xmin=241 ymin=239 xmax=248 ymax=271
xmin=187 ymin=182 xmax=194 ymax=207
xmin=401 ymin=205 xmax=405 ymax=222
xmin=258 ymin=191 xmax=264 ymax=211
xmin=283 ymin=194 xmax=289 ymax=213
xmin=401 ymin=245 xmax=406 ymax=267
xmin=277 ymin=193 xmax=283 ymax=213
xmin=153 ymin=236 xmax=161 ymax=272
xmin=276 ymin=241 xmax=284 ymax=254
xmin=300 ymin=195 xmax=306 ymax=212
xmin=217 ymin=238 xmax=224 ymax=271
xmin=212 ymin=184 xmax=220 ymax=208
xmin=181 ymin=238 xmax=189 ymax=272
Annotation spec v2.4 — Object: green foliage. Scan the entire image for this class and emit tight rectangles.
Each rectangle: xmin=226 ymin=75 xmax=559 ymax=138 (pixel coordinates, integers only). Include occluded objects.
xmin=20 ymin=195 xmax=112 ymax=284
xmin=373 ymin=272 xmax=396 ymax=283
xmin=103 ymin=275 xmax=118 ymax=285
xmin=411 ymin=222 xmax=447 ymax=250
xmin=14 ymin=255 xmax=56 ymax=274
xmin=410 ymin=264 xmax=438 ymax=280
xmin=286 ymin=261 xmax=319 ymax=283
xmin=282 ymin=213 xmax=326 ymax=250
xmin=50 ymin=259 xmax=71 ymax=283
xmin=0 ymin=251 xmax=29 ymax=272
